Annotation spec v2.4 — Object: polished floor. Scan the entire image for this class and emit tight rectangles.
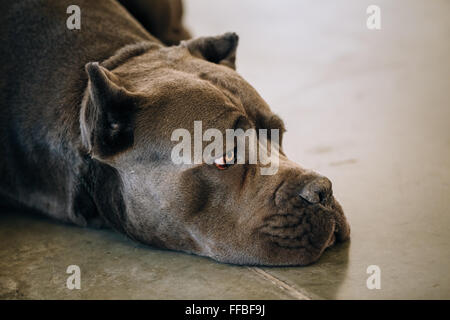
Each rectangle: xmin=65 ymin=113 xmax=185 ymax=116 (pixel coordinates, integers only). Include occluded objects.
xmin=1 ymin=0 xmax=449 ymax=299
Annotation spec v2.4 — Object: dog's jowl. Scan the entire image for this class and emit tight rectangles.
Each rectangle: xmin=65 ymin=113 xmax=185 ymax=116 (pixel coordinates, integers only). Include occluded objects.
xmin=0 ymin=0 xmax=350 ymax=265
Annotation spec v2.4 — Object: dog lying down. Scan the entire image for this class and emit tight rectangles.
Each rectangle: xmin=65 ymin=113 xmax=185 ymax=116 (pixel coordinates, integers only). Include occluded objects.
xmin=0 ymin=0 xmax=350 ymax=266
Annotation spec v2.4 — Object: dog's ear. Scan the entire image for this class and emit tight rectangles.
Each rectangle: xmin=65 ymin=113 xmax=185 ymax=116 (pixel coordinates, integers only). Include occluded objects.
xmin=80 ymin=62 xmax=140 ymax=159
xmin=183 ymin=32 xmax=239 ymax=69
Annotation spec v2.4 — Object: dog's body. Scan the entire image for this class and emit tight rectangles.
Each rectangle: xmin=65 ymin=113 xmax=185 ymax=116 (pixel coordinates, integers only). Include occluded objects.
xmin=0 ymin=0 xmax=157 ymax=228
xmin=0 ymin=0 xmax=350 ymax=265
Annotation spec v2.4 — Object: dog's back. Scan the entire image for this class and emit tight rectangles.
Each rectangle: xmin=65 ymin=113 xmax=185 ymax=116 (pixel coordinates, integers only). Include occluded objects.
xmin=0 ymin=0 xmax=155 ymax=219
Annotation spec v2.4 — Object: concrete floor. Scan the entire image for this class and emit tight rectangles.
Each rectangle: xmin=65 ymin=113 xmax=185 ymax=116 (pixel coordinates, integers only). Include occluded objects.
xmin=1 ymin=0 xmax=449 ymax=299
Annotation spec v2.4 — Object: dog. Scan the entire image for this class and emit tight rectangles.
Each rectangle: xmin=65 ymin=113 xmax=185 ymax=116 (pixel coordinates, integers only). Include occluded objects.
xmin=0 ymin=0 xmax=350 ymax=266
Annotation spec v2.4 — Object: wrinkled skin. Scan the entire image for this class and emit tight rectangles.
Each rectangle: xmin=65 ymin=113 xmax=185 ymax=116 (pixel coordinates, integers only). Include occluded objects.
xmin=0 ymin=0 xmax=350 ymax=266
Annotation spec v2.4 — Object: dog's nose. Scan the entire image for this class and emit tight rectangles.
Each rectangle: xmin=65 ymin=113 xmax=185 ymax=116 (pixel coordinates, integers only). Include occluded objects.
xmin=298 ymin=176 xmax=332 ymax=204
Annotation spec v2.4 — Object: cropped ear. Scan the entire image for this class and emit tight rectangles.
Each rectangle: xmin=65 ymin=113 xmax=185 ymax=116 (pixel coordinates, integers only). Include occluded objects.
xmin=80 ymin=62 xmax=140 ymax=159
xmin=182 ymin=32 xmax=239 ymax=69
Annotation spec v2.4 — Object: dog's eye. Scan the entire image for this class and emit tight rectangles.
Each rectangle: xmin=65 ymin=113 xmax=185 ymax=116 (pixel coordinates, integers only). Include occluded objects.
xmin=214 ymin=150 xmax=235 ymax=170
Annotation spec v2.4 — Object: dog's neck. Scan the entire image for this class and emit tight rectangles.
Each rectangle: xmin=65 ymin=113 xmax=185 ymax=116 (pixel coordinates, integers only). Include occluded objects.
xmin=101 ymin=41 xmax=162 ymax=70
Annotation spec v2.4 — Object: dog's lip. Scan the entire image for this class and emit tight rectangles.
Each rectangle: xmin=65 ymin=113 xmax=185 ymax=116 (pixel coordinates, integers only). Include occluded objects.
xmin=326 ymin=222 xmax=337 ymax=248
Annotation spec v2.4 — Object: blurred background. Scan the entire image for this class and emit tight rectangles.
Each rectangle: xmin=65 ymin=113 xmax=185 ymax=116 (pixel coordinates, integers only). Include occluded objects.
xmin=1 ymin=0 xmax=449 ymax=299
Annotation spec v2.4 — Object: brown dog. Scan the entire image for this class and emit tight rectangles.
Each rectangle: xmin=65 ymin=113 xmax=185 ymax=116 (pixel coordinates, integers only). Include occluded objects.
xmin=0 ymin=0 xmax=350 ymax=265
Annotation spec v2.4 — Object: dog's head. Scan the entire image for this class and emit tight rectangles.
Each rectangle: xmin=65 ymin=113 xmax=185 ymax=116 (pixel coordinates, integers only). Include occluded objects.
xmin=80 ymin=33 xmax=350 ymax=266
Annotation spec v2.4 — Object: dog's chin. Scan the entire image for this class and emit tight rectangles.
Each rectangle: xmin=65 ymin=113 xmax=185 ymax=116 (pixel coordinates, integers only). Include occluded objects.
xmin=255 ymin=196 xmax=349 ymax=266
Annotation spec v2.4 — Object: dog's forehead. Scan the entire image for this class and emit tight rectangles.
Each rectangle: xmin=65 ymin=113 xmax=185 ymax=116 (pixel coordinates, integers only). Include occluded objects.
xmin=119 ymin=46 xmax=282 ymax=134
xmin=184 ymin=61 xmax=277 ymax=128
xmin=131 ymin=73 xmax=246 ymax=148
